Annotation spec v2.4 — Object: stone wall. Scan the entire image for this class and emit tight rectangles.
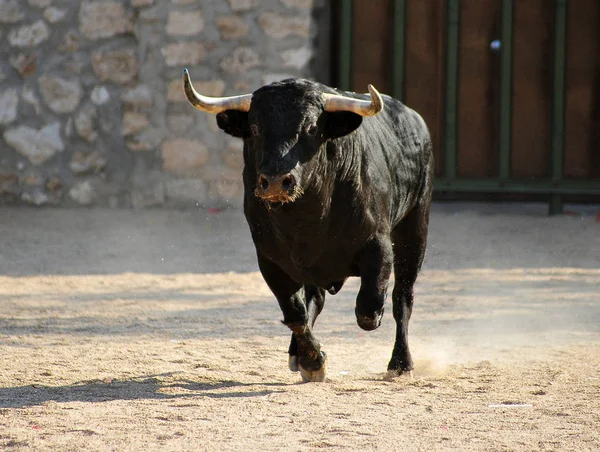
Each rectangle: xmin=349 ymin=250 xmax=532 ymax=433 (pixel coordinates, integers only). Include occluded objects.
xmin=0 ymin=0 xmax=329 ymax=208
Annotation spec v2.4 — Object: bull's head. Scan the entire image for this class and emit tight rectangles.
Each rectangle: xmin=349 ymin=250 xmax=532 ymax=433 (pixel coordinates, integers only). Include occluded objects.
xmin=182 ymin=69 xmax=383 ymax=205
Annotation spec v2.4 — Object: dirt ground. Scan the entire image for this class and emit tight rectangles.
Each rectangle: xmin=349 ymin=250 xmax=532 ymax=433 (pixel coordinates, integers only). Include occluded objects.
xmin=0 ymin=203 xmax=599 ymax=451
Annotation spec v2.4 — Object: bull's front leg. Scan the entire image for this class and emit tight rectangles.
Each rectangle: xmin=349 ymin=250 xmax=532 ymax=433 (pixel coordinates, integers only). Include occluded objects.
xmin=257 ymin=255 xmax=327 ymax=382
xmin=355 ymin=234 xmax=393 ymax=331
xmin=287 ymin=285 xmax=325 ymax=372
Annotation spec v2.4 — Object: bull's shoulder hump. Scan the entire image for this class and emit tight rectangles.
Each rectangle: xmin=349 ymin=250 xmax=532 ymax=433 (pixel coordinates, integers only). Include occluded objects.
xmin=380 ymin=99 xmax=430 ymax=135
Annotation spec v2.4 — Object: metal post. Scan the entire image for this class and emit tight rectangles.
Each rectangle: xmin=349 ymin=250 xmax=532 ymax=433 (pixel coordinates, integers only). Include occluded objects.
xmin=444 ymin=0 xmax=460 ymax=180
xmin=338 ymin=0 xmax=354 ymax=91
xmin=550 ymin=0 xmax=568 ymax=215
xmin=499 ymin=0 xmax=514 ymax=182
xmin=391 ymin=0 xmax=407 ymax=101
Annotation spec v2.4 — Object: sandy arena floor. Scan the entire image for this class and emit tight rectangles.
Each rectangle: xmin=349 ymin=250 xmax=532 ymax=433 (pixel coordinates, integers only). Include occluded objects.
xmin=0 ymin=203 xmax=598 ymax=451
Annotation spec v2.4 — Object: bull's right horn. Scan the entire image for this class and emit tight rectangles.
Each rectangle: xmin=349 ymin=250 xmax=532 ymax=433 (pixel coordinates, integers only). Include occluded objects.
xmin=183 ymin=68 xmax=252 ymax=114
xmin=322 ymin=84 xmax=384 ymax=117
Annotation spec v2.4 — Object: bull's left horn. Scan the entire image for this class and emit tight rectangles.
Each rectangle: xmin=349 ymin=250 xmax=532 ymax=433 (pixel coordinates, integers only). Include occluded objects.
xmin=183 ymin=68 xmax=252 ymax=114
xmin=322 ymin=84 xmax=384 ymax=117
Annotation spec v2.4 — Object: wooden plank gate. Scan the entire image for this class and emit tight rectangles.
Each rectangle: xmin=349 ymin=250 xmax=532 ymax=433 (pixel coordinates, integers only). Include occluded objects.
xmin=331 ymin=0 xmax=600 ymax=213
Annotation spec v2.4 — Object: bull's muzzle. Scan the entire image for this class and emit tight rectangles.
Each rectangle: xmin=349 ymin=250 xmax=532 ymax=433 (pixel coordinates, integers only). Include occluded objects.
xmin=254 ymin=173 xmax=300 ymax=204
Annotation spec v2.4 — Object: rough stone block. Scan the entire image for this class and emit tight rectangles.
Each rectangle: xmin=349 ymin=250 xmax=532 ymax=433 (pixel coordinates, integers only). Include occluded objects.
xmin=126 ymin=138 xmax=153 ymax=152
xmin=39 ymin=75 xmax=82 ymax=114
xmin=161 ymin=42 xmax=206 ymax=67
xmin=69 ymin=180 xmax=96 ymax=205
xmin=161 ymin=139 xmax=209 ymax=174
xmin=259 ymin=12 xmax=312 ymax=39
xmin=79 ymin=1 xmax=133 ymax=40
xmin=92 ymin=49 xmax=138 ymax=84
xmin=3 ymin=123 xmax=65 ymax=165
xmin=8 ymin=20 xmax=50 ymax=47
xmin=122 ymin=112 xmax=150 ymax=136
xmin=70 ymin=151 xmax=107 ymax=174
xmin=46 ymin=176 xmax=62 ymax=193
xmin=91 ymin=86 xmax=110 ymax=106
xmin=217 ymin=15 xmax=249 ymax=40
xmin=0 ymin=89 xmax=19 ymax=125
xmin=9 ymin=52 xmax=38 ymax=77
xmin=220 ymin=47 xmax=259 ymax=74
xmin=20 ymin=170 xmax=43 ymax=187
xmin=43 ymin=7 xmax=68 ymax=23
xmin=21 ymin=190 xmax=49 ymax=206
xmin=166 ymin=10 xmax=204 ymax=36
xmin=227 ymin=0 xmax=256 ymax=11
xmin=121 ymin=85 xmax=153 ymax=109
xmin=0 ymin=0 xmax=23 ymax=23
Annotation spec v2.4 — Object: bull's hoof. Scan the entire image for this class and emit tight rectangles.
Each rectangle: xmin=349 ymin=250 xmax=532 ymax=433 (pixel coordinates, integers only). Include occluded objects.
xmin=385 ymin=369 xmax=414 ymax=380
xmin=387 ymin=355 xmax=413 ymax=376
xmin=299 ymin=358 xmax=327 ymax=383
xmin=290 ymin=351 xmax=327 ymax=382
xmin=356 ymin=308 xmax=384 ymax=331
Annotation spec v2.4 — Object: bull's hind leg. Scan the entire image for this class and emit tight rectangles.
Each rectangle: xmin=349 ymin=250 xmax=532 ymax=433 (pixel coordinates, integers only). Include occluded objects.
xmin=257 ymin=255 xmax=327 ymax=382
xmin=355 ymin=235 xmax=393 ymax=331
xmin=388 ymin=203 xmax=430 ymax=377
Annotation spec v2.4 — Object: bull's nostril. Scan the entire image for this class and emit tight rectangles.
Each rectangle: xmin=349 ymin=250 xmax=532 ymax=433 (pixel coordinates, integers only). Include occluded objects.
xmin=281 ymin=175 xmax=295 ymax=192
xmin=258 ymin=175 xmax=269 ymax=191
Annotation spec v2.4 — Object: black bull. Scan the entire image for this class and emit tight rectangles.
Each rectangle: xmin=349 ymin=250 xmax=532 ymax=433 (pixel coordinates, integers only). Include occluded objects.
xmin=184 ymin=71 xmax=434 ymax=382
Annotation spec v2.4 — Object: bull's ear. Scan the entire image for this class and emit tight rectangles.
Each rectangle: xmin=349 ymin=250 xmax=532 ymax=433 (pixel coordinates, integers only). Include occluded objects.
xmin=216 ymin=111 xmax=249 ymax=138
xmin=323 ymin=111 xmax=363 ymax=139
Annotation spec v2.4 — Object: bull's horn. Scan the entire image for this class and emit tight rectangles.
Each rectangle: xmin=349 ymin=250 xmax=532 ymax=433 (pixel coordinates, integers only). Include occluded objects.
xmin=322 ymin=85 xmax=384 ymax=117
xmin=183 ymin=68 xmax=252 ymax=113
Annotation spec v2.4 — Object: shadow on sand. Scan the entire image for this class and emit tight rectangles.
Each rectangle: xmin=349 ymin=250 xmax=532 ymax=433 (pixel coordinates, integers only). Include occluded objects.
xmin=0 ymin=374 xmax=290 ymax=409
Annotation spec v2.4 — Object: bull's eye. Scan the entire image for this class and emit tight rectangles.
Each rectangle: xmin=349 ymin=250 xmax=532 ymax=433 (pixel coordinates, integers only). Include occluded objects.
xmin=306 ymin=125 xmax=318 ymax=137
xmin=250 ymin=124 xmax=259 ymax=137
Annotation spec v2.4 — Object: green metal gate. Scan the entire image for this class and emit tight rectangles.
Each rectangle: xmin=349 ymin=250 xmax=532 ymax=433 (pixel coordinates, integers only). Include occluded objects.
xmin=335 ymin=0 xmax=600 ymax=214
